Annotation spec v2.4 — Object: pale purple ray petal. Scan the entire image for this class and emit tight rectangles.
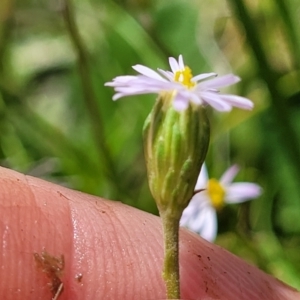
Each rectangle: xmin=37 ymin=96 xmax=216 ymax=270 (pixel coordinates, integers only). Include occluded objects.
xmin=198 ymin=206 xmax=218 ymax=242
xmin=104 ymin=75 xmax=137 ymax=86
xmin=194 ymin=164 xmax=209 ymax=190
xmin=220 ymin=165 xmax=240 ymax=185
xmin=106 ymin=55 xmax=254 ymax=113
xmin=180 ymin=193 xmax=208 ymax=226
xmin=112 ymin=81 xmax=168 ymax=99
xmin=173 ymin=93 xmax=189 ymax=111
xmin=130 ymin=76 xmax=170 ymax=86
xmin=219 ymin=95 xmax=254 ymax=110
xmin=178 ymin=54 xmax=185 ymax=70
xmin=157 ymin=68 xmax=174 ymax=81
xmin=198 ymin=74 xmax=240 ymax=90
xmin=192 ymin=72 xmax=217 ymax=83
xmin=177 ymin=90 xmax=202 ymax=105
xmin=189 ymin=93 xmax=202 ymax=105
xmin=132 ymin=65 xmax=166 ymax=81
xmin=116 ymin=76 xmax=174 ymax=91
xmin=200 ymin=92 xmax=232 ymax=111
xmin=185 ymin=207 xmax=208 ymax=232
xmin=169 ymin=56 xmax=180 ymax=73
xmin=225 ymin=183 xmax=262 ymax=204
xmin=112 ymin=89 xmax=160 ymax=100
xmin=113 ymin=86 xmax=161 ymax=94
xmin=183 ymin=205 xmax=210 ymax=234
xmin=112 ymin=93 xmax=130 ymax=100
xmin=112 ymin=77 xmax=165 ymax=90
xmin=180 ymin=194 xmax=213 ymax=236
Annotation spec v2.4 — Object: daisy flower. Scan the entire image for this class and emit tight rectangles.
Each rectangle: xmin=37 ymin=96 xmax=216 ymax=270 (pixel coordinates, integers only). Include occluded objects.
xmin=105 ymin=54 xmax=253 ymax=111
xmin=180 ymin=164 xmax=262 ymax=242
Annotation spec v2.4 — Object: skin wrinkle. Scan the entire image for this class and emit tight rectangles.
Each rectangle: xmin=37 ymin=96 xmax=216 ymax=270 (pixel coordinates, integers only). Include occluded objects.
xmin=122 ymin=207 xmax=145 ymax=296
xmin=70 ymin=197 xmax=108 ymax=299
xmin=69 ymin=196 xmax=133 ymax=299
xmin=185 ymin=238 xmax=226 ymax=297
xmin=235 ymin=264 xmax=255 ymax=299
xmin=2 ymin=180 xmax=27 ymax=297
xmin=113 ymin=203 xmax=161 ymax=299
xmin=70 ymin=195 xmax=165 ymax=299
xmin=109 ymin=206 xmax=127 ymax=298
xmin=149 ymin=230 xmax=165 ymax=296
xmin=100 ymin=201 xmax=125 ymax=298
xmin=59 ymin=191 xmax=88 ymax=300
xmin=183 ymin=240 xmax=251 ymax=300
xmin=71 ymin=209 xmax=96 ymax=300
xmin=212 ymin=253 xmax=242 ymax=298
xmin=121 ymin=209 xmax=162 ymax=298
xmin=26 ymin=177 xmax=73 ymax=300
xmin=200 ymin=246 xmax=233 ymax=298
xmin=179 ymin=230 xmax=295 ymax=300
xmin=124 ymin=212 xmax=163 ymax=298
xmin=0 ymin=217 xmax=12 ymax=296
xmin=112 ymin=204 xmax=134 ymax=298
xmin=222 ymin=250 xmax=265 ymax=299
xmin=180 ymin=242 xmax=207 ymax=299
xmin=68 ymin=212 xmax=84 ymax=300
xmin=114 ymin=208 xmax=136 ymax=299
xmin=148 ymin=223 xmax=165 ymax=295
xmin=72 ymin=202 xmax=90 ymax=295
xmin=26 ymin=176 xmax=74 ymax=299
xmin=140 ymin=218 xmax=164 ymax=296
xmin=1 ymin=175 xmax=47 ymax=299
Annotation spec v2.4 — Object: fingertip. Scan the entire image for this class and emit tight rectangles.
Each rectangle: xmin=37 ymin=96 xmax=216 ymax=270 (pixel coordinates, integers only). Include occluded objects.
xmin=0 ymin=167 xmax=299 ymax=300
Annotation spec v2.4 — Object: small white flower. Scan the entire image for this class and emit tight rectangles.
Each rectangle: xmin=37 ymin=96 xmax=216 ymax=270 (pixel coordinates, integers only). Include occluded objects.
xmin=180 ymin=164 xmax=262 ymax=242
xmin=105 ymin=54 xmax=254 ymax=111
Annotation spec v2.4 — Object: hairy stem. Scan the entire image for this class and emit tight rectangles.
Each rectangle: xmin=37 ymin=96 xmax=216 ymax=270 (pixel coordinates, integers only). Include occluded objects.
xmin=160 ymin=210 xmax=181 ymax=299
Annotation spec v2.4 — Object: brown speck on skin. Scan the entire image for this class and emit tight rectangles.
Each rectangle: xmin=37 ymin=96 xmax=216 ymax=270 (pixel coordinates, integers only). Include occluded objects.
xmin=75 ymin=273 xmax=83 ymax=283
xmin=56 ymin=191 xmax=68 ymax=200
xmin=34 ymin=250 xmax=64 ymax=300
xmin=204 ymin=281 xmax=208 ymax=292
xmin=207 ymin=256 xmax=211 ymax=261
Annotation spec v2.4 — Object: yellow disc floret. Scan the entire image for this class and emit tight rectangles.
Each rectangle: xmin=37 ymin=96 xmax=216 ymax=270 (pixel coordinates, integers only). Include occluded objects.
xmin=174 ymin=66 xmax=195 ymax=88
xmin=207 ymin=178 xmax=225 ymax=210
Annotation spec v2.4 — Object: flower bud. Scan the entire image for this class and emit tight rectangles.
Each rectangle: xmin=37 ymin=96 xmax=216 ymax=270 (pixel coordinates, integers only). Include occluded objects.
xmin=143 ymin=92 xmax=210 ymax=216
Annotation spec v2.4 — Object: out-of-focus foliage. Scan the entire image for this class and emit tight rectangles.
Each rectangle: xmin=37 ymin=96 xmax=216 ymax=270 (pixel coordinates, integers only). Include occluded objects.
xmin=0 ymin=0 xmax=300 ymax=289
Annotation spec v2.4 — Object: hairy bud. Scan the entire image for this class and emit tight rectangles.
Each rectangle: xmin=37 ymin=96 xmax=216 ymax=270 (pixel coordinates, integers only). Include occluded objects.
xmin=143 ymin=92 xmax=210 ymax=217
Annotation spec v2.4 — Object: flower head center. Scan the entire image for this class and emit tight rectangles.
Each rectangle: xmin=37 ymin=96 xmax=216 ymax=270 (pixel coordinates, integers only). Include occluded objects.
xmin=207 ymin=178 xmax=225 ymax=210
xmin=174 ymin=66 xmax=195 ymax=88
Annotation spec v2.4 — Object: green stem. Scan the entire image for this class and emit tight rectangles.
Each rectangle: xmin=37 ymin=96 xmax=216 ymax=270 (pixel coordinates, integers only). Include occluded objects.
xmin=160 ymin=210 xmax=181 ymax=299
xmin=0 ymin=0 xmax=14 ymax=74
xmin=274 ymin=0 xmax=300 ymax=68
xmin=228 ymin=0 xmax=300 ymax=183
xmin=60 ymin=0 xmax=119 ymax=189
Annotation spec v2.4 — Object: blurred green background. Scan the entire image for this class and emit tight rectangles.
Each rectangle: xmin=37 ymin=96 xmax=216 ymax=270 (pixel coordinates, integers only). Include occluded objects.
xmin=1 ymin=0 xmax=300 ymax=289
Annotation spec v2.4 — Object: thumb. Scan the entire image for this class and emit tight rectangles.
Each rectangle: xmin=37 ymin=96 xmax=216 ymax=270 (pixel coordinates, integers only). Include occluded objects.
xmin=0 ymin=166 xmax=299 ymax=300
